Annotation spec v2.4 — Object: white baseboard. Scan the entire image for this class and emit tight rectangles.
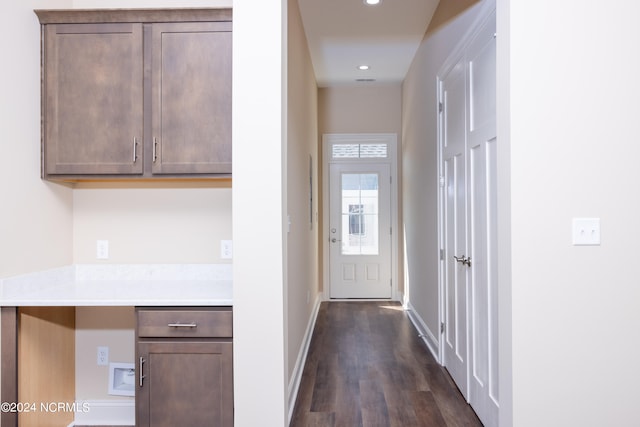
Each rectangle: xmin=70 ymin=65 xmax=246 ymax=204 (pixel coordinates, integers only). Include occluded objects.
xmin=404 ymin=301 xmax=440 ymax=362
xmin=287 ymin=294 xmax=322 ymax=424
xmin=68 ymin=399 xmax=134 ymax=426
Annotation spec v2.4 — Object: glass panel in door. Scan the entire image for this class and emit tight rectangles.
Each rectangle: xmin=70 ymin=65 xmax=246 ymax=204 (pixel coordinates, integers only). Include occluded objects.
xmin=340 ymin=173 xmax=379 ymax=256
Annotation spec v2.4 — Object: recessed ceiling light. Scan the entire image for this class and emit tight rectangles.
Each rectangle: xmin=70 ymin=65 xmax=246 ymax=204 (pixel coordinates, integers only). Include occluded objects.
xmin=358 ymin=65 xmax=370 ymax=71
xmin=364 ymin=0 xmax=380 ymax=5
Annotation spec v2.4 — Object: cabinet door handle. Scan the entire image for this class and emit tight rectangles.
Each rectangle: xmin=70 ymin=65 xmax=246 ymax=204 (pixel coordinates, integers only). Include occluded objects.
xmin=133 ymin=137 xmax=138 ymax=163
xmin=139 ymin=357 xmax=145 ymax=387
xmin=153 ymin=137 xmax=158 ymax=163
xmin=167 ymin=322 xmax=197 ymax=328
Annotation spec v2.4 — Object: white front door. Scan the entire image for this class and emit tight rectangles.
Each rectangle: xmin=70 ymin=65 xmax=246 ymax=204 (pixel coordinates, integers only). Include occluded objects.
xmin=441 ymin=54 xmax=470 ymax=398
xmin=329 ymin=162 xmax=392 ymax=298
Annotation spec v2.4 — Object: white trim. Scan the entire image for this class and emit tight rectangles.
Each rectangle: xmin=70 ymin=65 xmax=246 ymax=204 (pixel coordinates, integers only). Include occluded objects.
xmin=405 ymin=301 xmax=440 ymax=362
xmin=287 ymin=294 xmax=322 ymax=424
xmin=322 ymin=133 xmax=399 ymax=301
xmin=69 ymin=399 xmax=134 ymax=426
xmin=325 ymin=298 xmax=398 ymax=302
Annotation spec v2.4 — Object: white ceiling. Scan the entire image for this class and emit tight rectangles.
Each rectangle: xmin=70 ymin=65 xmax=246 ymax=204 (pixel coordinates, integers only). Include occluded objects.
xmin=297 ymin=0 xmax=440 ymax=87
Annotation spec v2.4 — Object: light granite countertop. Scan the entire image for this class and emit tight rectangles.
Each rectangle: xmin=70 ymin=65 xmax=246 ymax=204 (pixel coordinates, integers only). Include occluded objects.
xmin=0 ymin=264 xmax=232 ymax=306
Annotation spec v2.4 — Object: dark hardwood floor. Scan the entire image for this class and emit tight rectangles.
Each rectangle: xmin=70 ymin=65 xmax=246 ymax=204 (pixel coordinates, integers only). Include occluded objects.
xmin=290 ymin=302 xmax=483 ymax=427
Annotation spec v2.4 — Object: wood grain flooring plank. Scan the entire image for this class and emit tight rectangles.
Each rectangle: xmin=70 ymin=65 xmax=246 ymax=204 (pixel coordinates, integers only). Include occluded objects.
xmin=423 ymin=363 xmax=482 ymax=427
xmin=359 ymin=379 xmax=390 ymax=427
xmin=410 ymin=390 xmax=449 ymax=426
xmin=382 ymin=387 xmax=421 ymax=427
xmin=309 ymin=355 xmax=338 ymax=412
xmin=334 ymin=379 xmax=363 ymax=427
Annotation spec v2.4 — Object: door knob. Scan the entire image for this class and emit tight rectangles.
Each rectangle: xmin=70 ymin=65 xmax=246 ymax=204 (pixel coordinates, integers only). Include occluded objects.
xmin=453 ymin=255 xmax=472 ymax=267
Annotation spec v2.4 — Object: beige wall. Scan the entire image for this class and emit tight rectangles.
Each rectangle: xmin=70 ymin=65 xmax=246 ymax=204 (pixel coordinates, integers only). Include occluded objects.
xmin=0 ymin=0 xmax=72 ymax=408
xmin=0 ymin=0 xmax=74 ymax=279
xmin=75 ymin=307 xmax=135 ymax=401
xmin=319 ymin=85 xmax=402 ymax=135
xmin=73 ymin=184 xmax=232 ymax=264
xmin=286 ymin=0 xmax=319 ymax=393
xmin=401 ymin=0 xmax=487 ymax=346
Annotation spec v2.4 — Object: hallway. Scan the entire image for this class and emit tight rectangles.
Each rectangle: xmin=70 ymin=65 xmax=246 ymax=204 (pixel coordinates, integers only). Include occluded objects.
xmin=290 ymin=302 xmax=483 ymax=426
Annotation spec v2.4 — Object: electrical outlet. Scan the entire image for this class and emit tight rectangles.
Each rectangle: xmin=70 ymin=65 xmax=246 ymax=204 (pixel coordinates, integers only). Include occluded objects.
xmin=96 ymin=240 xmax=109 ymax=260
xmin=97 ymin=346 xmax=109 ymax=366
xmin=221 ymin=240 xmax=233 ymax=259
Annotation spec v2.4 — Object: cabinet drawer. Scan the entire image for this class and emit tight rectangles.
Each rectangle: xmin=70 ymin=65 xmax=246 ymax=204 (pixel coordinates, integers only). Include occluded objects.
xmin=137 ymin=308 xmax=232 ymax=338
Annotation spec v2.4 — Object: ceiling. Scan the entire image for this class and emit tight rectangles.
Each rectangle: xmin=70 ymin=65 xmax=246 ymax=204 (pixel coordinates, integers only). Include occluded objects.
xmin=297 ymin=0 xmax=441 ymax=87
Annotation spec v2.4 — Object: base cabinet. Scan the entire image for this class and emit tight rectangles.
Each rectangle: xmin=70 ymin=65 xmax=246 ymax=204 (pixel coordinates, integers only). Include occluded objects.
xmin=136 ymin=307 xmax=233 ymax=427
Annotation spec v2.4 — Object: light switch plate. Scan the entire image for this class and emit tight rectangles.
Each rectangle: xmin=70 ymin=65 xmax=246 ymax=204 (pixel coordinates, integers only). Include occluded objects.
xmin=572 ymin=218 xmax=601 ymax=246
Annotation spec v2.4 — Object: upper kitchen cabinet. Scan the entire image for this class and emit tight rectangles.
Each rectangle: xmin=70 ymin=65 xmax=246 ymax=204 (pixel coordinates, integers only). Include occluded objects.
xmin=35 ymin=9 xmax=232 ymax=182
xmin=150 ymin=22 xmax=231 ymax=175
xmin=42 ymin=22 xmax=144 ymax=176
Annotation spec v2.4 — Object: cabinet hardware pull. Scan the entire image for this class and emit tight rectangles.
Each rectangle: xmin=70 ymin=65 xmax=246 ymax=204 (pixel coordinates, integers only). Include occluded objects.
xmin=153 ymin=137 xmax=158 ymax=163
xmin=133 ymin=137 xmax=138 ymax=163
xmin=168 ymin=322 xmax=198 ymax=328
xmin=139 ymin=357 xmax=145 ymax=387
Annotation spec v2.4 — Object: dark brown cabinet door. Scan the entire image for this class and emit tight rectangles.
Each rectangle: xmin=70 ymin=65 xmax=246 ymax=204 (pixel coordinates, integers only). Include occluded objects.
xmin=151 ymin=22 xmax=232 ymax=175
xmin=43 ymin=23 xmax=144 ymax=176
xmin=137 ymin=341 xmax=233 ymax=427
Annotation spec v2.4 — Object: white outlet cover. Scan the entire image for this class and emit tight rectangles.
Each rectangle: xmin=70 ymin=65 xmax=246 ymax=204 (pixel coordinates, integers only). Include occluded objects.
xmin=96 ymin=240 xmax=109 ymax=260
xmin=97 ymin=346 xmax=109 ymax=366
xmin=572 ymin=218 xmax=601 ymax=246
xmin=220 ymin=240 xmax=233 ymax=259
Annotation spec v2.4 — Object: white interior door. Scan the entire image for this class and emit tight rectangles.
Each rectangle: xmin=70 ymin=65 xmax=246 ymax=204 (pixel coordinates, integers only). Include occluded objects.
xmin=467 ymin=11 xmax=499 ymax=427
xmin=439 ymin=8 xmax=498 ymax=427
xmin=441 ymin=55 xmax=470 ymax=398
xmin=329 ymin=162 xmax=391 ymax=299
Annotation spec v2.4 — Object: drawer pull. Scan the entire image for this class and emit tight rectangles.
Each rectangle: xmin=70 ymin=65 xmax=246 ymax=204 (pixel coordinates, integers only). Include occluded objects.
xmin=168 ymin=322 xmax=198 ymax=328
xmin=153 ymin=137 xmax=158 ymax=163
xmin=133 ymin=137 xmax=138 ymax=163
xmin=139 ymin=357 xmax=145 ymax=387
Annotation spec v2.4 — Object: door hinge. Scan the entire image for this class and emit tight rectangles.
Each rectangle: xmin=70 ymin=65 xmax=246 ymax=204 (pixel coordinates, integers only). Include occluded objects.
xmin=390 ymin=278 xmax=392 ymax=287
xmin=441 ymin=322 xmax=445 ymax=334
xmin=440 ymin=249 xmax=444 ymax=261
xmin=439 ymin=175 xmax=445 ymax=188
xmin=390 ymin=227 xmax=392 ymax=235
xmin=439 ymin=101 xmax=443 ymax=113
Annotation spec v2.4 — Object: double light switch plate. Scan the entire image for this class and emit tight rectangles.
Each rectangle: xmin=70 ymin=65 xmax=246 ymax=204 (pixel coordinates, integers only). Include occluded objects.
xmin=572 ymin=218 xmax=601 ymax=246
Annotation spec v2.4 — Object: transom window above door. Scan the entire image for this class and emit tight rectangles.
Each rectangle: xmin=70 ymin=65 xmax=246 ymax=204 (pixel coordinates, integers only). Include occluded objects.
xmin=331 ymin=143 xmax=388 ymax=159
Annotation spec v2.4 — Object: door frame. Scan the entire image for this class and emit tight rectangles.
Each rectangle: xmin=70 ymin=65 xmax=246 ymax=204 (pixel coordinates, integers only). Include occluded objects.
xmin=322 ymin=133 xmax=399 ymax=301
